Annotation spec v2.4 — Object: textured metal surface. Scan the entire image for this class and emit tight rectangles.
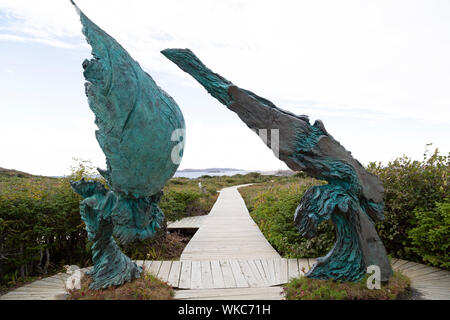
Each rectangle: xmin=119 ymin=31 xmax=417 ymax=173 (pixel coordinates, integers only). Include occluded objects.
xmin=68 ymin=2 xmax=184 ymax=289
xmin=162 ymin=48 xmax=391 ymax=282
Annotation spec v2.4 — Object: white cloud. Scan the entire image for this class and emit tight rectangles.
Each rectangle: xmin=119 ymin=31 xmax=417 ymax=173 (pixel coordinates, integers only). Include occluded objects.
xmin=0 ymin=33 xmax=80 ymax=48
xmin=1 ymin=0 xmax=449 ymax=122
xmin=0 ymin=0 xmax=449 ymax=174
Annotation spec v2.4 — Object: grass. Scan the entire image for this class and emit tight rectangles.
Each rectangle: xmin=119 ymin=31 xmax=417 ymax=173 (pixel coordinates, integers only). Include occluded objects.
xmin=67 ymin=271 xmax=174 ymax=300
xmin=161 ymin=172 xmax=295 ymax=221
xmin=120 ymin=231 xmax=192 ymax=261
xmin=283 ymin=271 xmax=411 ymax=300
xmin=239 ymin=178 xmax=335 ymax=259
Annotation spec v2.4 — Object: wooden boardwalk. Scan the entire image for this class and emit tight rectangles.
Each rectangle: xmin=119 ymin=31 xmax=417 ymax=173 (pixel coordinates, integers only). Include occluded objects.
xmin=2 ymin=258 xmax=448 ymax=300
xmin=167 ymin=215 xmax=207 ymax=230
xmin=390 ymin=258 xmax=450 ymax=300
xmin=179 ymin=185 xmax=280 ymax=261
xmin=137 ymin=258 xmax=315 ymax=289
xmin=0 ymin=271 xmax=72 ymax=300
xmin=1 ymin=184 xmax=449 ymax=300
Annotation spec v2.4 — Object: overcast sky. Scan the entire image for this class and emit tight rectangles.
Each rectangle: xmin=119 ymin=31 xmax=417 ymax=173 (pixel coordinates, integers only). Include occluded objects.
xmin=0 ymin=0 xmax=449 ymax=176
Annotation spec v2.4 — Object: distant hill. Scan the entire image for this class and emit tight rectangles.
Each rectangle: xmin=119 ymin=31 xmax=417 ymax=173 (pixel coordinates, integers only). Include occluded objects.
xmin=175 ymin=167 xmax=296 ymax=177
xmin=0 ymin=167 xmax=57 ymax=179
xmin=0 ymin=167 xmax=34 ymax=178
xmin=177 ymin=168 xmax=244 ymax=173
xmin=259 ymin=169 xmax=296 ymax=176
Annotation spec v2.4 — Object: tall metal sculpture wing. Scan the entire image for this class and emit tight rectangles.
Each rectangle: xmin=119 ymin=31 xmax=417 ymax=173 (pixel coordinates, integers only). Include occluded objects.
xmin=72 ymin=3 xmax=185 ymax=243
xmin=162 ymin=48 xmax=392 ymax=282
xmin=69 ymin=3 xmax=185 ymax=289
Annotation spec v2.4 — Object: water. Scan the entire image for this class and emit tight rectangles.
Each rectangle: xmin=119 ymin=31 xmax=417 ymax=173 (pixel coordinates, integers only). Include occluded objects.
xmin=173 ymin=170 xmax=249 ymax=179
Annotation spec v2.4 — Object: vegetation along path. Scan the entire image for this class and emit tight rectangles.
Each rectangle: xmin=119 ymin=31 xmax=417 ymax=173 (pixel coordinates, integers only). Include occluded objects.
xmin=1 ymin=185 xmax=449 ymax=300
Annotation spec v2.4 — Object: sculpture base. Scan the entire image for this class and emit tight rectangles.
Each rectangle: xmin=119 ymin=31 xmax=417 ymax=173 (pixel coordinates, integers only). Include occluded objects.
xmin=69 ymin=179 xmax=156 ymax=290
xmin=306 ymin=212 xmax=366 ymax=282
xmin=87 ymin=237 xmax=142 ymax=290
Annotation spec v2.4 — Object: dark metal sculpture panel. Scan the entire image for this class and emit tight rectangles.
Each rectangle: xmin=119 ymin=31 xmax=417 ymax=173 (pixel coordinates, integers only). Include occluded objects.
xmin=162 ymin=48 xmax=391 ymax=282
xmin=69 ymin=2 xmax=185 ymax=289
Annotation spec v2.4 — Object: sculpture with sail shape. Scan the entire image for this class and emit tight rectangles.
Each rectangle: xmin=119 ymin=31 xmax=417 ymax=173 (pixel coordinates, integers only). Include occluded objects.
xmin=69 ymin=2 xmax=185 ymax=289
xmin=162 ymin=48 xmax=391 ymax=282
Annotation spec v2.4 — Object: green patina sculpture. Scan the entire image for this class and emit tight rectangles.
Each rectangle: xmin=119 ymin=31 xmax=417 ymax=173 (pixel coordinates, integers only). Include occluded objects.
xmin=69 ymin=2 xmax=185 ymax=289
xmin=162 ymin=48 xmax=392 ymax=282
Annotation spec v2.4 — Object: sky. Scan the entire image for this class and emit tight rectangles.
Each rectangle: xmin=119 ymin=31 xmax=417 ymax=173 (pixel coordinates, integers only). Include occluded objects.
xmin=0 ymin=0 xmax=449 ymax=176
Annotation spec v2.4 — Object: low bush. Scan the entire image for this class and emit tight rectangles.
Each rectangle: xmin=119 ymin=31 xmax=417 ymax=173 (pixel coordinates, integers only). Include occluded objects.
xmin=160 ymin=190 xmax=203 ymax=221
xmin=368 ymin=147 xmax=449 ymax=265
xmin=240 ymin=179 xmax=335 ymax=258
xmin=68 ymin=272 xmax=174 ymax=300
xmin=408 ymin=200 xmax=449 ymax=268
xmin=283 ymin=271 xmax=411 ymax=300
xmin=0 ymin=174 xmax=89 ymax=287
xmin=120 ymin=231 xmax=191 ymax=261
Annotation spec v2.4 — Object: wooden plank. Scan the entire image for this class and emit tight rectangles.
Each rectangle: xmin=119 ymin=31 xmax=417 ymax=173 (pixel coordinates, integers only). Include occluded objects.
xmin=413 ymin=271 xmax=450 ymax=281
xmin=392 ymin=259 xmax=409 ymax=269
xmin=167 ymin=215 xmax=208 ymax=229
xmin=308 ymin=258 xmax=317 ymax=268
xmin=413 ymin=283 xmax=450 ymax=291
xmin=288 ymin=258 xmax=299 ymax=280
xmin=22 ymin=282 xmax=63 ymax=289
xmin=201 ymin=261 xmax=214 ymax=289
xmin=397 ymin=261 xmax=419 ymax=271
xmin=280 ymin=258 xmax=288 ymax=284
xmin=135 ymin=260 xmax=144 ymax=267
xmin=273 ymin=258 xmax=281 ymax=284
xmin=412 ymin=278 xmax=450 ymax=287
xmin=148 ymin=260 xmax=162 ymax=276
xmin=248 ymin=260 xmax=267 ymax=286
xmin=48 ymin=273 xmax=70 ymax=281
xmin=415 ymin=287 xmax=450 ymax=296
xmin=210 ymin=260 xmax=225 ymax=289
xmin=407 ymin=267 xmax=448 ymax=278
xmin=229 ymin=260 xmax=248 ymax=288
xmin=174 ymin=287 xmax=285 ymax=300
xmin=260 ymin=259 xmax=271 ymax=283
xmin=400 ymin=263 xmax=429 ymax=274
xmin=142 ymin=260 xmax=152 ymax=272
xmin=8 ymin=288 xmax=66 ymax=293
xmin=238 ymin=260 xmax=260 ymax=287
xmin=167 ymin=261 xmax=182 ymax=287
xmin=32 ymin=277 xmax=65 ymax=285
xmin=219 ymin=260 xmax=237 ymax=288
xmin=180 ymin=186 xmax=281 ymax=261
xmin=262 ymin=259 xmax=276 ymax=285
xmin=390 ymin=258 xmax=398 ymax=266
xmin=191 ymin=261 xmax=202 ymax=289
xmin=420 ymin=292 xmax=450 ymax=300
xmin=157 ymin=261 xmax=172 ymax=282
xmin=297 ymin=259 xmax=310 ymax=275
xmin=179 ymin=261 xmax=192 ymax=289
xmin=254 ymin=260 xmax=270 ymax=285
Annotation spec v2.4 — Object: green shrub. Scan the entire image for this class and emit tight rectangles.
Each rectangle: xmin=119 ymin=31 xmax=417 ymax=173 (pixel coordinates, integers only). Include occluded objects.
xmin=68 ymin=272 xmax=174 ymax=300
xmin=159 ymin=190 xmax=203 ymax=221
xmin=283 ymin=271 xmax=411 ymax=300
xmin=408 ymin=199 xmax=450 ymax=268
xmin=0 ymin=174 xmax=90 ymax=287
xmin=368 ymin=147 xmax=449 ymax=262
xmin=240 ymin=180 xmax=335 ymax=258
